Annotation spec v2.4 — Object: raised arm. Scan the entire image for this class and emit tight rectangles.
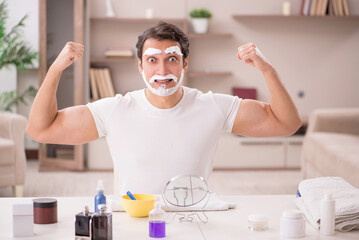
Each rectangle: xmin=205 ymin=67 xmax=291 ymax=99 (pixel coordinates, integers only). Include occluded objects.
xmin=232 ymin=43 xmax=302 ymax=137
xmin=26 ymin=42 xmax=98 ymax=144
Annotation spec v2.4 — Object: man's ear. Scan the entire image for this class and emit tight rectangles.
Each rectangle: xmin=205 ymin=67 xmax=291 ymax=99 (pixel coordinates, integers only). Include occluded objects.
xmin=183 ymin=57 xmax=189 ymax=72
xmin=138 ymin=58 xmax=143 ymax=73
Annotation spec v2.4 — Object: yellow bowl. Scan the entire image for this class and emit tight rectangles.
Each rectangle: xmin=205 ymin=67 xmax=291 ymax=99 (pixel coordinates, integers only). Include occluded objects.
xmin=121 ymin=194 xmax=156 ymax=218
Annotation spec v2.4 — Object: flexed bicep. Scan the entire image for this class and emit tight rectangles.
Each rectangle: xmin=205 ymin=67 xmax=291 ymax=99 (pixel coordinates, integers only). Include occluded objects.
xmin=34 ymin=105 xmax=99 ymax=145
xmin=231 ymin=99 xmax=289 ymax=137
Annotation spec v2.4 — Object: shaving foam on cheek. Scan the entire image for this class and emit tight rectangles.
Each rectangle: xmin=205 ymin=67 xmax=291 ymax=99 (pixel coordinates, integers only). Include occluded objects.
xmin=142 ymin=69 xmax=184 ymax=97
xmin=143 ymin=48 xmax=162 ymax=56
xmin=164 ymin=46 xmax=183 ymax=56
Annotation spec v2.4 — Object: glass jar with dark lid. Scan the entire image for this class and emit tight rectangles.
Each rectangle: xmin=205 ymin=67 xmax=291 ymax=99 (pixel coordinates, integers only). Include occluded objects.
xmin=33 ymin=198 xmax=58 ymax=224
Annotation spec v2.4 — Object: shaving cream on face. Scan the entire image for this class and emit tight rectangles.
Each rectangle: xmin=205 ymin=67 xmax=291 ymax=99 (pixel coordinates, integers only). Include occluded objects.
xmin=143 ymin=48 xmax=162 ymax=56
xmin=149 ymin=74 xmax=178 ymax=84
xmin=141 ymin=45 xmax=184 ymax=97
xmin=142 ymin=69 xmax=184 ymax=97
xmin=143 ymin=46 xmax=183 ymax=57
xmin=164 ymin=46 xmax=183 ymax=57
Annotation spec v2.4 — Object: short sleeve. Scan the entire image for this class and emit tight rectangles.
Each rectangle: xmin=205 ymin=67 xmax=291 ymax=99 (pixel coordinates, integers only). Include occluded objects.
xmin=213 ymin=93 xmax=242 ymax=133
xmin=86 ymin=94 xmax=123 ymax=138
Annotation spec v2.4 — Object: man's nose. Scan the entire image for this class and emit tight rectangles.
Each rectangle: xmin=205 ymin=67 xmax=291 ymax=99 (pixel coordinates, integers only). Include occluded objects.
xmin=157 ymin=60 xmax=169 ymax=75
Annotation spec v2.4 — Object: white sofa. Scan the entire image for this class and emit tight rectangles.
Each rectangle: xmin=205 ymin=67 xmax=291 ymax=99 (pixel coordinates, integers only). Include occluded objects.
xmin=301 ymin=108 xmax=359 ymax=188
xmin=0 ymin=112 xmax=27 ymax=197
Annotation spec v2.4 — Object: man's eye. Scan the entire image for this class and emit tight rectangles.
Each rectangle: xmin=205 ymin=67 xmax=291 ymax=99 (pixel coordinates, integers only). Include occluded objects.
xmin=148 ymin=58 xmax=156 ymax=63
xmin=169 ymin=57 xmax=178 ymax=62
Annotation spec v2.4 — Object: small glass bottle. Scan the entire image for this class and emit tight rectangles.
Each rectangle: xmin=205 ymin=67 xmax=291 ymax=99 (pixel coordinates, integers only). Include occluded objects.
xmin=149 ymin=197 xmax=166 ymax=238
xmin=75 ymin=205 xmax=93 ymax=239
xmin=91 ymin=204 xmax=112 ymax=240
xmin=94 ymin=180 xmax=106 ymax=213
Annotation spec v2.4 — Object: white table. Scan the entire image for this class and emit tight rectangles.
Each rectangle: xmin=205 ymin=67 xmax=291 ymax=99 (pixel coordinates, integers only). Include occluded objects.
xmin=1 ymin=195 xmax=358 ymax=239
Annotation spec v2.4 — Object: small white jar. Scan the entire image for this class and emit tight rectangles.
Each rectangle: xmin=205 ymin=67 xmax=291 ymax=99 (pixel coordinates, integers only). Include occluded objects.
xmin=280 ymin=210 xmax=306 ymax=238
xmin=248 ymin=214 xmax=268 ymax=231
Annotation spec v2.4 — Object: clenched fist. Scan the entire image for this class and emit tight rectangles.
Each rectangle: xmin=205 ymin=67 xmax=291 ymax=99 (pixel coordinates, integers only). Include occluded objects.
xmin=237 ymin=43 xmax=272 ymax=73
xmin=52 ymin=42 xmax=84 ymax=72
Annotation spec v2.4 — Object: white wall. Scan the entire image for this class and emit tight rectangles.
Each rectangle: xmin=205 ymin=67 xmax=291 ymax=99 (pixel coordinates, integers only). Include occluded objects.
xmin=90 ymin=0 xmax=359 ymax=120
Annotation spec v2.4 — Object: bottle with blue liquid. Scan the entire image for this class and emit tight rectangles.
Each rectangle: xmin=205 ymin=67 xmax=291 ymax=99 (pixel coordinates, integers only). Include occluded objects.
xmin=94 ymin=180 xmax=106 ymax=213
xmin=149 ymin=197 xmax=166 ymax=238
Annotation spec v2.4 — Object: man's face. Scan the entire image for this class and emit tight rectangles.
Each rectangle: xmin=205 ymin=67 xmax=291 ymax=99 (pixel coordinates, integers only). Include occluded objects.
xmin=138 ymin=38 xmax=188 ymax=96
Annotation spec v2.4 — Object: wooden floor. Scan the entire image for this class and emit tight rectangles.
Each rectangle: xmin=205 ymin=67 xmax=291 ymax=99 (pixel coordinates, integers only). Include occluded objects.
xmin=0 ymin=161 xmax=302 ymax=197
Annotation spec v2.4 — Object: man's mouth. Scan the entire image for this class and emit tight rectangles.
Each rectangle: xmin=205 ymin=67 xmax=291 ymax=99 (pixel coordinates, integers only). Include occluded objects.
xmin=154 ymin=79 xmax=173 ymax=83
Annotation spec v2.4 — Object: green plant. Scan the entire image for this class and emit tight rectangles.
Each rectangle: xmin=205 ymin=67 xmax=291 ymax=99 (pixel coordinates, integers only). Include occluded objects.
xmin=189 ymin=8 xmax=212 ymax=19
xmin=0 ymin=1 xmax=38 ymax=70
xmin=0 ymin=0 xmax=38 ymax=112
xmin=0 ymin=86 xmax=37 ymax=112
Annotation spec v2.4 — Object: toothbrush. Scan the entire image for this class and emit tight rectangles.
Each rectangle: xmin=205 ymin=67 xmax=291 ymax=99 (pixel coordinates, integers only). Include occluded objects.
xmin=127 ymin=191 xmax=136 ymax=200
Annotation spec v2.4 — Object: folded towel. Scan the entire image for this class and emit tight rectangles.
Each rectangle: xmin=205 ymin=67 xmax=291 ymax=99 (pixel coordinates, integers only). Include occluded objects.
xmin=108 ymin=193 xmax=236 ymax=212
xmin=295 ymin=177 xmax=359 ymax=232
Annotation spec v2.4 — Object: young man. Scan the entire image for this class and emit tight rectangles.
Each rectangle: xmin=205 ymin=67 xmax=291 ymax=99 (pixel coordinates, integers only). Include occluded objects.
xmin=27 ymin=22 xmax=301 ymax=194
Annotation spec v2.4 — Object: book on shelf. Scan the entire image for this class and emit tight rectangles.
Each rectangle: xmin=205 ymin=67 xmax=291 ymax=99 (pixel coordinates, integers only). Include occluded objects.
xmin=332 ymin=0 xmax=338 ymax=15
xmin=89 ymin=68 xmax=99 ymax=101
xmin=318 ymin=0 xmax=329 ymax=16
xmin=89 ymin=68 xmax=116 ymax=100
xmin=316 ymin=0 xmax=323 ymax=16
xmin=337 ymin=0 xmax=344 ymax=16
xmin=321 ymin=0 xmax=329 ymax=16
xmin=302 ymin=0 xmax=350 ymax=16
xmin=343 ymin=0 xmax=350 ymax=16
xmin=104 ymin=47 xmax=134 ymax=58
xmin=302 ymin=0 xmax=312 ymax=15
xmin=310 ymin=0 xmax=319 ymax=16
xmin=103 ymin=68 xmax=116 ymax=96
xmin=300 ymin=0 xmax=305 ymax=15
xmin=328 ymin=0 xmax=334 ymax=15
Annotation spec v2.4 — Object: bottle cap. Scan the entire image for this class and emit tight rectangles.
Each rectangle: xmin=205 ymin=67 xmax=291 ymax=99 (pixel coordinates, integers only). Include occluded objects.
xmin=84 ymin=205 xmax=89 ymax=215
xmin=153 ymin=196 xmax=161 ymax=209
xmin=282 ymin=209 xmax=304 ymax=219
xmin=248 ymin=214 xmax=267 ymax=223
xmin=96 ymin=180 xmax=104 ymax=191
xmin=98 ymin=204 xmax=106 ymax=214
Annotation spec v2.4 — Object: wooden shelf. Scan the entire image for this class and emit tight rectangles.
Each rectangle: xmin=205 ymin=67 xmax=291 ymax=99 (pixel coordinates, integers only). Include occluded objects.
xmin=90 ymin=57 xmax=135 ymax=64
xmin=188 ymin=33 xmax=233 ymax=39
xmin=90 ymin=17 xmax=187 ymax=24
xmin=238 ymin=135 xmax=304 ymax=142
xmin=188 ymin=71 xmax=232 ymax=78
xmin=232 ymin=15 xmax=359 ymax=20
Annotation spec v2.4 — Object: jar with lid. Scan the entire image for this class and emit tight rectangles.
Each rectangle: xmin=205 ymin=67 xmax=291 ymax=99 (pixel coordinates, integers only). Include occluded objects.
xmin=280 ymin=209 xmax=306 ymax=238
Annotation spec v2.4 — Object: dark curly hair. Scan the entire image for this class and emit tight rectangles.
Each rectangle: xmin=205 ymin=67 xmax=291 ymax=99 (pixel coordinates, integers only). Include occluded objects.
xmin=136 ymin=21 xmax=189 ymax=65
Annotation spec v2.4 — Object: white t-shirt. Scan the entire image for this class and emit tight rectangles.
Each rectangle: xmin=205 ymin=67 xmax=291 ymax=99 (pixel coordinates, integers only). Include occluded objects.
xmin=87 ymin=86 xmax=241 ymax=195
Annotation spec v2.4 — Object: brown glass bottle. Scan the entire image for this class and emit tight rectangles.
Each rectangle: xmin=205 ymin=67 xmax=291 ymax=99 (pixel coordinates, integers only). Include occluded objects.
xmin=91 ymin=204 xmax=112 ymax=240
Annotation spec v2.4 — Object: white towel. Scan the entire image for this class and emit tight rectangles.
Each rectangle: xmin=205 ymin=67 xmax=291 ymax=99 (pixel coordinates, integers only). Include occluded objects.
xmin=295 ymin=177 xmax=359 ymax=232
xmin=108 ymin=193 xmax=236 ymax=212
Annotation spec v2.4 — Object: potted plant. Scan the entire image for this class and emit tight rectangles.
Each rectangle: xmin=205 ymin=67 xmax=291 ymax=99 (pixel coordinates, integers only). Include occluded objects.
xmin=189 ymin=8 xmax=212 ymax=34
xmin=0 ymin=1 xmax=38 ymax=112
